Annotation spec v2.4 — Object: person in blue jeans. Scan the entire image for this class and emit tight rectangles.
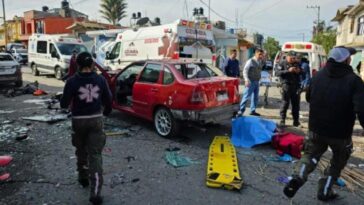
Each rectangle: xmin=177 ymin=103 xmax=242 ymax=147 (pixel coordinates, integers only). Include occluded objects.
xmin=237 ymin=49 xmax=264 ymax=116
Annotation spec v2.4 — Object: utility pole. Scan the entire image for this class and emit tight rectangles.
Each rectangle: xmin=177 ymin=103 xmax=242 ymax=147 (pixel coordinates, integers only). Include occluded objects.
xmin=208 ymin=0 xmax=211 ymax=22
xmin=307 ymin=5 xmax=320 ymax=36
xmin=2 ymin=0 xmax=6 ymax=47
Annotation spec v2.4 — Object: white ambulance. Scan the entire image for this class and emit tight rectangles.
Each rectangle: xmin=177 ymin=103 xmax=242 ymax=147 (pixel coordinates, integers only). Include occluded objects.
xmin=104 ymin=19 xmax=216 ymax=70
xmin=272 ymin=42 xmax=327 ymax=84
xmin=28 ymin=34 xmax=88 ymax=79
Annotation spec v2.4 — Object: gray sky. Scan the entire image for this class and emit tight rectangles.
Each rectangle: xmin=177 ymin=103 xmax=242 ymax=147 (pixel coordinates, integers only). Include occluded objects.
xmin=4 ymin=0 xmax=359 ymax=43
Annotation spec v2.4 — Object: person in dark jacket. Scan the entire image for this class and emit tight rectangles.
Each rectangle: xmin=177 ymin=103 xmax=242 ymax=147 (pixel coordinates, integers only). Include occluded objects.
xmin=223 ymin=49 xmax=240 ymax=77
xmin=275 ymin=51 xmax=302 ymax=126
xmin=300 ymin=57 xmax=311 ymax=90
xmin=283 ymin=47 xmax=364 ymax=201
xmin=61 ymin=52 xmax=112 ymax=205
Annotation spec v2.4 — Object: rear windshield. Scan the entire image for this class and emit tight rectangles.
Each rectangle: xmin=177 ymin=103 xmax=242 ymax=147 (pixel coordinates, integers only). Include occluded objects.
xmin=56 ymin=43 xmax=88 ymax=55
xmin=0 ymin=55 xmax=14 ymax=61
xmin=173 ymin=63 xmax=218 ymax=79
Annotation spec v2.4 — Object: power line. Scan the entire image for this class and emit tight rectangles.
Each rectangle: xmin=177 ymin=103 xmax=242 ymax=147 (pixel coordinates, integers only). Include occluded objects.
xmin=241 ymin=0 xmax=257 ymax=19
xmin=244 ymin=0 xmax=285 ymax=19
xmin=199 ymin=0 xmax=236 ymax=23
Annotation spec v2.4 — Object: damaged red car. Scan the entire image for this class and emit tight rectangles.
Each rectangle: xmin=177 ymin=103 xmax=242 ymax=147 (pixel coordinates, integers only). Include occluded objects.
xmin=96 ymin=60 xmax=240 ymax=138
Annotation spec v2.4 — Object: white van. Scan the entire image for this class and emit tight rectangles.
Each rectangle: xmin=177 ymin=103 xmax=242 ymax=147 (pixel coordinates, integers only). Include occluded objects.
xmin=272 ymin=42 xmax=327 ymax=84
xmin=104 ymin=19 xmax=216 ymax=70
xmin=28 ymin=34 xmax=88 ymax=79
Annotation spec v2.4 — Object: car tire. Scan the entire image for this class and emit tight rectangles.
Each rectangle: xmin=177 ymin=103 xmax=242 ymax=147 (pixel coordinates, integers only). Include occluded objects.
xmin=55 ymin=67 xmax=62 ymax=80
xmin=154 ymin=107 xmax=179 ymax=138
xmin=15 ymin=80 xmax=23 ymax=87
xmin=31 ymin=63 xmax=39 ymax=76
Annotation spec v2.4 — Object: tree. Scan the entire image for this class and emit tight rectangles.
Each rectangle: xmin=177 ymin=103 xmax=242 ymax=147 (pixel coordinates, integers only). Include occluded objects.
xmin=100 ymin=0 xmax=127 ymax=25
xmin=263 ymin=36 xmax=280 ymax=60
xmin=311 ymin=21 xmax=336 ymax=54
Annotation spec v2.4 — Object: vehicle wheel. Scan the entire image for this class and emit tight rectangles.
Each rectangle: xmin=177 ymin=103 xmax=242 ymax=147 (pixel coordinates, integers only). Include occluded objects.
xmin=15 ymin=80 xmax=23 ymax=87
xmin=154 ymin=107 xmax=179 ymax=138
xmin=55 ymin=67 xmax=62 ymax=80
xmin=31 ymin=64 xmax=39 ymax=76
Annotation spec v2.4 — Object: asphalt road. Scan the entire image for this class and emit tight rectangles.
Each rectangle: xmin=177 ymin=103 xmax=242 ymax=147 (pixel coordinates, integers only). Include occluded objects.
xmin=0 ymin=66 xmax=363 ymax=205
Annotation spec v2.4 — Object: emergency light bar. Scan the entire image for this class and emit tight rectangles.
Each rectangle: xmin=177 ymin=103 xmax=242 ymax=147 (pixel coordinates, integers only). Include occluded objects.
xmin=284 ymin=44 xmax=313 ymax=50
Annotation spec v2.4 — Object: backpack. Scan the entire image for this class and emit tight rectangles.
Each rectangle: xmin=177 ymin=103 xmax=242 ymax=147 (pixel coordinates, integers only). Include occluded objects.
xmin=272 ymin=133 xmax=304 ymax=158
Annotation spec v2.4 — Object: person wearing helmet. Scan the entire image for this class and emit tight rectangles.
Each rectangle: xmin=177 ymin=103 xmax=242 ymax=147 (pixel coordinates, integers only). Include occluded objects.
xmin=283 ymin=46 xmax=364 ymax=201
xmin=61 ymin=52 xmax=112 ymax=205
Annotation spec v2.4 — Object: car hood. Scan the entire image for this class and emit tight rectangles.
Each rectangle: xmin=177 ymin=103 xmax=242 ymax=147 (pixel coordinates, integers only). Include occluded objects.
xmin=0 ymin=61 xmax=19 ymax=66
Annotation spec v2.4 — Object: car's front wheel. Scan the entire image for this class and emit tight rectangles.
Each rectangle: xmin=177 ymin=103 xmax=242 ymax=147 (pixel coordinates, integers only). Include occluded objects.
xmin=31 ymin=63 xmax=39 ymax=76
xmin=154 ymin=107 xmax=179 ymax=138
xmin=55 ymin=67 xmax=62 ymax=80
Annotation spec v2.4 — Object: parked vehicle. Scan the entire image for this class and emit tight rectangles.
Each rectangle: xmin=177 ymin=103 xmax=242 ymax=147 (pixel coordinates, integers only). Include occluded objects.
xmin=0 ymin=53 xmax=22 ymax=87
xmin=28 ymin=34 xmax=88 ymax=79
xmin=9 ymin=47 xmax=28 ymax=65
xmin=96 ymin=60 xmax=239 ymax=138
xmin=272 ymin=42 xmax=327 ymax=84
xmin=104 ymin=19 xmax=216 ymax=70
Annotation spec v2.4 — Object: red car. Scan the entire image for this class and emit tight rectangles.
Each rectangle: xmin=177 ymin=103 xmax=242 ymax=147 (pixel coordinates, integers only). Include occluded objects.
xmin=96 ymin=60 xmax=240 ymax=138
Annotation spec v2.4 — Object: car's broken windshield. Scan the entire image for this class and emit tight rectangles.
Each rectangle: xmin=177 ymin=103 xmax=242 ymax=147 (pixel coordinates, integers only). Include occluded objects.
xmin=174 ymin=63 xmax=217 ymax=79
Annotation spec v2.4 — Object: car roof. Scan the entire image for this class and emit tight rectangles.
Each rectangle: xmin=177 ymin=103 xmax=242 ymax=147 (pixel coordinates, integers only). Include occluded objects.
xmin=141 ymin=59 xmax=207 ymax=65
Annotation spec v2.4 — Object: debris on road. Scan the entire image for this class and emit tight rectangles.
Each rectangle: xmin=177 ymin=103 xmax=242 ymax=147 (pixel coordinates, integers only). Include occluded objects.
xmin=272 ymin=132 xmax=304 ymax=158
xmin=22 ymin=114 xmax=69 ymax=123
xmin=206 ymin=136 xmax=243 ymax=190
xmin=0 ymin=122 xmax=29 ymax=142
xmin=165 ymin=147 xmax=195 ymax=168
xmin=277 ymin=176 xmax=291 ymax=184
xmin=0 ymin=173 xmax=10 ymax=181
xmin=0 ymin=110 xmax=15 ymax=114
xmin=267 ymin=154 xmax=293 ymax=162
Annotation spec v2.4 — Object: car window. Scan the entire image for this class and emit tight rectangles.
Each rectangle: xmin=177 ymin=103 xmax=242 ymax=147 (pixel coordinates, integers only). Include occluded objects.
xmin=37 ymin=41 xmax=47 ymax=54
xmin=109 ymin=42 xmax=121 ymax=59
xmin=0 ymin=55 xmax=14 ymax=61
xmin=139 ymin=64 xmax=162 ymax=83
xmin=56 ymin=43 xmax=87 ymax=55
xmin=163 ymin=66 xmax=174 ymax=85
xmin=49 ymin=43 xmax=57 ymax=55
xmin=117 ymin=64 xmax=144 ymax=81
xmin=174 ymin=63 xmax=217 ymax=79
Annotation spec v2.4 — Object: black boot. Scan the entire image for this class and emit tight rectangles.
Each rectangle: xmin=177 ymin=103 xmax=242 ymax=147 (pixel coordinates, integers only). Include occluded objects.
xmin=317 ymin=177 xmax=339 ymax=201
xmin=283 ymin=175 xmax=304 ymax=198
xmin=89 ymin=195 xmax=103 ymax=205
xmin=293 ymin=120 xmax=300 ymax=127
xmin=78 ymin=168 xmax=89 ymax=188
xmin=279 ymin=119 xmax=286 ymax=127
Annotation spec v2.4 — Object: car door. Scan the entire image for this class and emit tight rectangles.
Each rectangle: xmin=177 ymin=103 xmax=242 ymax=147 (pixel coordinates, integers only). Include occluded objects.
xmin=35 ymin=40 xmax=48 ymax=70
xmin=48 ymin=43 xmax=59 ymax=72
xmin=105 ymin=42 xmax=122 ymax=70
xmin=132 ymin=63 xmax=162 ymax=119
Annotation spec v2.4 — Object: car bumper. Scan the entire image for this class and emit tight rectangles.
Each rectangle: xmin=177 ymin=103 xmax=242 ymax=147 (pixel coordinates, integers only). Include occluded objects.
xmin=171 ymin=104 xmax=239 ymax=124
xmin=0 ymin=74 xmax=21 ymax=84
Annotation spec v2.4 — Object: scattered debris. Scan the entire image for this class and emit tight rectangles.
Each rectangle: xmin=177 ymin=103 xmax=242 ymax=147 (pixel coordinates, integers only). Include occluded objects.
xmin=0 ymin=110 xmax=15 ymax=114
xmin=131 ymin=178 xmax=140 ymax=183
xmin=2 ymin=82 xmax=39 ymax=98
xmin=125 ymin=156 xmax=135 ymax=162
xmin=0 ymin=173 xmax=10 ymax=181
xmin=277 ymin=176 xmax=292 ymax=184
xmin=105 ymin=129 xmax=130 ymax=136
xmin=22 ymin=114 xmax=69 ymax=123
xmin=266 ymin=154 xmax=293 ymax=162
xmin=0 ymin=122 xmax=29 ymax=142
xmin=165 ymin=148 xmax=195 ymax=168
xmin=337 ymin=178 xmax=346 ymax=187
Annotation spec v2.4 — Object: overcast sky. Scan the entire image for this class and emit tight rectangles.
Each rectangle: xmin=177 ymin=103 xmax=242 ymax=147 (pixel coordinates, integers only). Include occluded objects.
xmin=4 ymin=0 xmax=359 ymax=43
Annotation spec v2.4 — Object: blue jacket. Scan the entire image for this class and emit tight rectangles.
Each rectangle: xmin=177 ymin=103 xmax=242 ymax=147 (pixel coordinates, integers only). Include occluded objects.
xmin=223 ymin=58 xmax=240 ymax=77
xmin=300 ymin=62 xmax=311 ymax=88
xmin=61 ymin=72 xmax=112 ymax=118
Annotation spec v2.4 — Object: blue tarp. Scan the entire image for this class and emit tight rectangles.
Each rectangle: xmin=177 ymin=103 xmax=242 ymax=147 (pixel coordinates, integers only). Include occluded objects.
xmin=231 ymin=116 xmax=277 ymax=148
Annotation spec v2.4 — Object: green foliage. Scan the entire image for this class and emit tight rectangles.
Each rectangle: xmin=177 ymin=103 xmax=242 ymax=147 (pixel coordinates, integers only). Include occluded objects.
xmin=100 ymin=0 xmax=127 ymax=25
xmin=311 ymin=21 xmax=337 ymax=54
xmin=263 ymin=36 xmax=280 ymax=60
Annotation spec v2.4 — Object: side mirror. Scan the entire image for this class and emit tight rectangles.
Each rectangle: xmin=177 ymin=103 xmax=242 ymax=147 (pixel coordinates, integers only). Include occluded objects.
xmin=105 ymin=51 xmax=110 ymax=59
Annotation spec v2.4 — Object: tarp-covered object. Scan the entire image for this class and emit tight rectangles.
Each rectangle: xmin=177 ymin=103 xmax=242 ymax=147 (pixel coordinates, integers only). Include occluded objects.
xmin=232 ymin=116 xmax=276 ymax=148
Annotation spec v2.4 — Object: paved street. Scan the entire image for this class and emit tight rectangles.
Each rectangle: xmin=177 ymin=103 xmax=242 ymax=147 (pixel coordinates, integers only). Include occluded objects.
xmin=0 ymin=66 xmax=363 ymax=205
